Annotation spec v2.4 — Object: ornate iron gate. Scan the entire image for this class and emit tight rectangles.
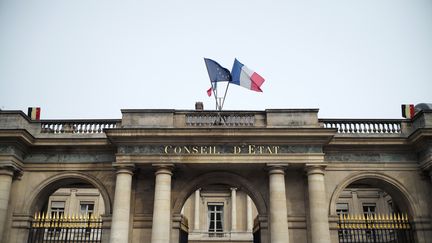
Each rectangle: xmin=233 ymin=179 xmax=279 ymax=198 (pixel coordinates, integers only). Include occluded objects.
xmin=338 ymin=213 xmax=415 ymax=243
xmin=28 ymin=213 xmax=103 ymax=243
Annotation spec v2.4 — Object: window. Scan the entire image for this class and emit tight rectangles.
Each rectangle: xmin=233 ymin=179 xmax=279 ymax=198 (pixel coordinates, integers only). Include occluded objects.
xmin=336 ymin=203 xmax=349 ymax=216
xmin=362 ymin=203 xmax=377 ymax=240
xmin=208 ymin=203 xmax=223 ymax=236
xmin=80 ymin=201 xmax=95 ymax=217
xmin=362 ymin=203 xmax=376 ymax=216
xmin=49 ymin=201 xmax=65 ymax=235
xmin=50 ymin=201 xmax=65 ymax=218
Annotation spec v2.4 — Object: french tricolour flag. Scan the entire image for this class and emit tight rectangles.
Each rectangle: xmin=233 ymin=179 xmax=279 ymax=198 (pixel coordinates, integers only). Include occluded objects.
xmin=230 ymin=59 xmax=265 ymax=92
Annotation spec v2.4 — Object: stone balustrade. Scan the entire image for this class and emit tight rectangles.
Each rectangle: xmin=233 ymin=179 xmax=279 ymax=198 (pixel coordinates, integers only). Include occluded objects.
xmin=185 ymin=112 xmax=255 ymax=127
xmin=41 ymin=120 xmax=120 ymax=134
xmin=1 ymin=109 xmax=414 ymax=136
xmin=319 ymin=119 xmax=403 ymax=134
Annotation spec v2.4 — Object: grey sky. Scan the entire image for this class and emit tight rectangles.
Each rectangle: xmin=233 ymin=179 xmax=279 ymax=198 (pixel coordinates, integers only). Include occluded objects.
xmin=0 ymin=0 xmax=431 ymax=119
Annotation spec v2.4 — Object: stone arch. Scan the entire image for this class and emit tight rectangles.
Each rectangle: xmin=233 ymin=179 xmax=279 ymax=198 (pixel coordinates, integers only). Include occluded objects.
xmin=24 ymin=171 xmax=112 ymax=215
xmin=328 ymin=171 xmax=419 ymax=217
xmin=172 ymin=171 xmax=267 ymax=216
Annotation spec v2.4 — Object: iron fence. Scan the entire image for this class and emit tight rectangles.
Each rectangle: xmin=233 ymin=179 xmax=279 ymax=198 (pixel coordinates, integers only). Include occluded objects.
xmin=28 ymin=212 xmax=103 ymax=243
xmin=338 ymin=213 xmax=415 ymax=243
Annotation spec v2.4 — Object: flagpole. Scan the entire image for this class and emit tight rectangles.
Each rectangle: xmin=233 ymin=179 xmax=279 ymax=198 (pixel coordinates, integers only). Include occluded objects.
xmin=212 ymin=82 xmax=218 ymax=110
xmin=221 ymin=81 xmax=230 ymax=110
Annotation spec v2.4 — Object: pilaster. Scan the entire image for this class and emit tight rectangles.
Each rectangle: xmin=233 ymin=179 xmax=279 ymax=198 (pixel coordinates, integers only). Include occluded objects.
xmin=246 ymin=195 xmax=253 ymax=232
xmin=194 ymin=188 xmax=201 ymax=231
xmin=231 ymin=187 xmax=237 ymax=232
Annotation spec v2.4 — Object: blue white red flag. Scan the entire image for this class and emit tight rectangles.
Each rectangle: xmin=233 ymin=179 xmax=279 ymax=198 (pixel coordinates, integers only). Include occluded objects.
xmin=230 ymin=59 xmax=265 ymax=92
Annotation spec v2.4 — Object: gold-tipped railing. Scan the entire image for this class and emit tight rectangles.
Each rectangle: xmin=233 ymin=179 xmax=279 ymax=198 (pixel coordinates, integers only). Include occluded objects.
xmin=28 ymin=212 xmax=103 ymax=243
xmin=337 ymin=213 xmax=414 ymax=243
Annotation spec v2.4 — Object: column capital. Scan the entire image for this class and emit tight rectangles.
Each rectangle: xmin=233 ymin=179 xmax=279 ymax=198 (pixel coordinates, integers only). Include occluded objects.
xmin=230 ymin=187 xmax=237 ymax=191
xmin=0 ymin=156 xmax=24 ymax=179
xmin=267 ymin=163 xmax=289 ymax=175
xmin=152 ymin=163 xmax=174 ymax=176
xmin=305 ymin=164 xmax=327 ymax=176
xmin=0 ymin=168 xmax=14 ymax=177
xmin=112 ymin=163 xmax=135 ymax=175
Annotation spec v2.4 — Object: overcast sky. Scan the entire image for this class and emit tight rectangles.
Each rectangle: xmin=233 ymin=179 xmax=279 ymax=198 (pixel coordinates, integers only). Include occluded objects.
xmin=0 ymin=0 xmax=431 ymax=119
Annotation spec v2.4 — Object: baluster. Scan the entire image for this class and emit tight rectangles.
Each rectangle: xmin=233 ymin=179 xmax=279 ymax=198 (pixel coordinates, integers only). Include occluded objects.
xmin=366 ymin=123 xmax=372 ymax=133
xmin=57 ymin=123 xmax=63 ymax=134
xmin=345 ymin=123 xmax=350 ymax=133
xmin=336 ymin=123 xmax=341 ymax=133
xmin=341 ymin=123 xmax=346 ymax=133
xmin=240 ymin=115 xmax=245 ymax=126
xmin=395 ymin=123 xmax=400 ymax=133
xmin=388 ymin=123 xmax=393 ymax=133
xmin=383 ymin=123 xmax=390 ymax=133
xmin=348 ymin=123 xmax=354 ymax=133
xmin=377 ymin=123 xmax=382 ymax=133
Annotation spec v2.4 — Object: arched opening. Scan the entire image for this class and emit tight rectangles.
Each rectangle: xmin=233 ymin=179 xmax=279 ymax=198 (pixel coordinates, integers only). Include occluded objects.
xmin=25 ymin=172 xmax=111 ymax=243
xmin=172 ymin=171 xmax=267 ymax=243
xmin=330 ymin=173 xmax=417 ymax=243
xmin=25 ymin=172 xmax=111 ymax=215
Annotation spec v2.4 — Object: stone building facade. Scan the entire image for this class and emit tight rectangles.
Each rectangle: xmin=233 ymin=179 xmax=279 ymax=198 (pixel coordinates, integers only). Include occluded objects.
xmin=0 ymin=108 xmax=431 ymax=243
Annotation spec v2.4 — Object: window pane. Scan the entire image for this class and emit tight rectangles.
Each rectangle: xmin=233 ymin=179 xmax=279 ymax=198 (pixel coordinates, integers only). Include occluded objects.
xmin=80 ymin=202 xmax=95 ymax=216
xmin=216 ymin=221 xmax=223 ymax=231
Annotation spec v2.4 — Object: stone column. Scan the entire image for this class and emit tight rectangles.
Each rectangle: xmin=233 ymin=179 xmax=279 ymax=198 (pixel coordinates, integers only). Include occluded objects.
xmin=306 ymin=165 xmax=331 ymax=243
xmin=231 ymin=187 xmax=237 ymax=231
xmin=109 ymin=166 xmax=134 ymax=243
xmin=151 ymin=165 xmax=173 ymax=243
xmin=0 ymin=169 xmax=14 ymax=241
xmin=268 ymin=165 xmax=289 ymax=243
xmin=246 ymin=195 xmax=253 ymax=232
xmin=194 ymin=189 xmax=200 ymax=231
